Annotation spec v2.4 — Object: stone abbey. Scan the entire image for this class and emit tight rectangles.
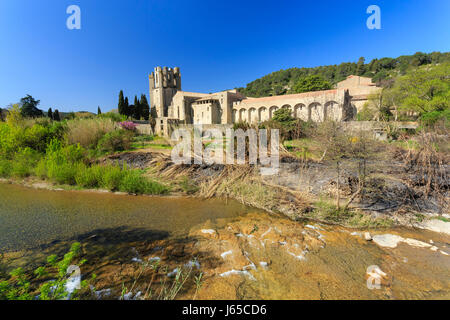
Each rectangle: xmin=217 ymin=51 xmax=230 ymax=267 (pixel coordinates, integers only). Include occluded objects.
xmin=149 ymin=66 xmax=380 ymax=133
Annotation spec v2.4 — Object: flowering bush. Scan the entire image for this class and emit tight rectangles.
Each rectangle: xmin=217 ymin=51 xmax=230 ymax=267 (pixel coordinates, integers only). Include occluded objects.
xmin=119 ymin=121 xmax=137 ymax=131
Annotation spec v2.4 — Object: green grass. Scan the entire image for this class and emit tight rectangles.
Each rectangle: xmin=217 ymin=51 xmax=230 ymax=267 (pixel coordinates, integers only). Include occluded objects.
xmin=283 ymin=138 xmax=322 ymax=160
xmin=310 ymin=198 xmax=393 ymax=228
xmin=435 ymin=216 xmax=450 ymax=223
xmin=119 ymin=170 xmax=169 ymax=195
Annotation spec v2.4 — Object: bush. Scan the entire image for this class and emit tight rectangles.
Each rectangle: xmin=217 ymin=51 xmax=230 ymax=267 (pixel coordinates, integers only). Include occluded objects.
xmin=46 ymin=162 xmax=81 ymax=185
xmin=75 ymin=165 xmax=104 ymax=188
xmin=232 ymin=121 xmax=251 ymax=131
xmin=11 ymin=148 xmax=39 ymax=178
xmin=98 ymin=112 xmax=127 ymax=122
xmin=356 ymin=104 xmax=376 ymax=121
xmin=34 ymin=159 xmax=47 ymax=179
xmin=119 ymin=170 xmax=168 ymax=195
xmin=0 ymin=159 xmax=12 ymax=178
xmin=259 ymin=108 xmax=305 ymax=141
xmin=119 ymin=121 xmax=137 ymax=131
xmin=66 ymin=118 xmax=116 ymax=149
xmin=97 ymin=129 xmax=133 ymax=153
xmin=100 ymin=164 xmax=125 ymax=191
xmin=420 ymin=109 xmax=450 ymax=127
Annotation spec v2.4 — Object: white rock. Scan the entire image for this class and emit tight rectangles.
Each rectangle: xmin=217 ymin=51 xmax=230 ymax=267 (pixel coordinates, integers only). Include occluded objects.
xmin=372 ymin=234 xmax=404 ymax=248
xmin=219 ymin=270 xmax=256 ymax=281
xmin=372 ymin=234 xmax=432 ymax=249
xmin=364 ymin=232 xmax=372 ymax=241
xmin=421 ymin=219 xmax=450 ymax=235
xmin=220 ymin=250 xmax=233 ymax=259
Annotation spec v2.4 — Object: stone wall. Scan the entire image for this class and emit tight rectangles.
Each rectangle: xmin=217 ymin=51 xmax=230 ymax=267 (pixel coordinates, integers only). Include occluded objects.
xmin=232 ymin=89 xmax=353 ymax=123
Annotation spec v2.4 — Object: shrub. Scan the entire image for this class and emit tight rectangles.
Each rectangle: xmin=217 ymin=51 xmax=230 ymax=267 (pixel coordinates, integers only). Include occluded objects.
xmin=0 ymin=159 xmax=12 ymax=178
xmin=420 ymin=109 xmax=450 ymax=127
xmin=119 ymin=170 xmax=168 ymax=195
xmin=0 ymin=121 xmax=66 ymax=157
xmin=259 ymin=108 xmax=305 ymax=141
xmin=75 ymin=165 xmax=102 ymax=188
xmin=11 ymin=148 xmax=39 ymax=178
xmin=119 ymin=121 xmax=137 ymax=131
xmin=34 ymin=159 xmax=47 ymax=179
xmin=97 ymin=129 xmax=133 ymax=153
xmin=66 ymin=118 xmax=116 ymax=149
xmin=47 ymin=162 xmax=81 ymax=185
xmin=233 ymin=121 xmax=251 ymax=131
xmin=98 ymin=112 xmax=127 ymax=122
xmin=100 ymin=165 xmax=124 ymax=191
xmin=356 ymin=104 xmax=376 ymax=121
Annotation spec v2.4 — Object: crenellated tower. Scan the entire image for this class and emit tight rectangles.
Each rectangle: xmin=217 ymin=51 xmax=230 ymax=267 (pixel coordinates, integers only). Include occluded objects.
xmin=149 ymin=66 xmax=181 ymax=118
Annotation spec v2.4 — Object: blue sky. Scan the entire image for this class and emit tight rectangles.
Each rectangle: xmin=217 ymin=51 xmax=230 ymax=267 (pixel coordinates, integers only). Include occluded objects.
xmin=0 ymin=0 xmax=449 ymax=113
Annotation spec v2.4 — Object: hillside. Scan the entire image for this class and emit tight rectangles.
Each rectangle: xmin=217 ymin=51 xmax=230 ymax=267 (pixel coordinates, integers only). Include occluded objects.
xmin=237 ymin=51 xmax=450 ymax=97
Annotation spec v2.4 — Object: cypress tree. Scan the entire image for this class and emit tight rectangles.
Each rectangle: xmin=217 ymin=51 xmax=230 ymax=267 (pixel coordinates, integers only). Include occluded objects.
xmin=48 ymin=108 xmax=53 ymax=120
xmin=97 ymin=106 xmax=102 ymax=115
xmin=140 ymin=94 xmax=150 ymax=121
xmin=133 ymin=95 xmax=141 ymax=120
xmin=53 ymin=109 xmax=61 ymax=121
xmin=118 ymin=90 xmax=125 ymax=115
xmin=124 ymin=97 xmax=130 ymax=118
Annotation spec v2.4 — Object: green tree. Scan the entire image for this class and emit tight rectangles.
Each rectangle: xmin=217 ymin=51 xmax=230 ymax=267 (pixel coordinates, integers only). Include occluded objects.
xmin=140 ymin=94 xmax=150 ymax=120
xmin=53 ymin=109 xmax=61 ymax=121
xmin=6 ymin=104 xmax=23 ymax=126
xmin=292 ymin=75 xmax=332 ymax=93
xmin=118 ymin=90 xmax=125 ymax=115
xmin=20 ymin=95 xmax=43 ymax=118
xmin=47 ymin=108 xmax=53 ymax=120
xmin=387 ymin=63 xmax=450 ymax=115
xmin=124 ymin=97 xmax=130 ymax=118
xmin=97 ymin=106 xmax=102 ymax=115
xmin=356 ymin=57 xmax=366 ymax=76
xmin=133 ymin=96 xmax=141 ymax=120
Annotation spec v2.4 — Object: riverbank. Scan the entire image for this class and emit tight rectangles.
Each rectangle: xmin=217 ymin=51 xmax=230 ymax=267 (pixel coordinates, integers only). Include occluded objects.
xmin=1 ymin=145 xmax=449 ymax=234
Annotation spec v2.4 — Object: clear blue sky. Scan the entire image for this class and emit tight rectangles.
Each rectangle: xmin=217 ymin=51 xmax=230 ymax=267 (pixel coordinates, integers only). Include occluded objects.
xmin=1 ymin=0 xmax=449 ymax=113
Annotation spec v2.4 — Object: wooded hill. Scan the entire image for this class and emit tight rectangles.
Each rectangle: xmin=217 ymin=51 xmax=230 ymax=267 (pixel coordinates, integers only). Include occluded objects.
xmin=237 ymin=51 xmax=450 ymax=97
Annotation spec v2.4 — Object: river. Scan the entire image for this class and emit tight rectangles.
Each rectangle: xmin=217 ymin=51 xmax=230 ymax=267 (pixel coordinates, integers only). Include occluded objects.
xmin=0 ymin=183 xmax=449 ymax=299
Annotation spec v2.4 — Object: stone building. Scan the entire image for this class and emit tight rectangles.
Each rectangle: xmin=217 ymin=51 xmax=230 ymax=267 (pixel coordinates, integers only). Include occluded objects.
xmin=337 ymin=75 xmax=381 ymax=112
xmin=148 ymin=67 xmax=380 ymax=133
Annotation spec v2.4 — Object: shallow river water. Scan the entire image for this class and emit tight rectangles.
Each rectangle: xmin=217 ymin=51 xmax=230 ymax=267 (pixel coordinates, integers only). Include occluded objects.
xmin=0 ymin=183 xmax=449 ymax=300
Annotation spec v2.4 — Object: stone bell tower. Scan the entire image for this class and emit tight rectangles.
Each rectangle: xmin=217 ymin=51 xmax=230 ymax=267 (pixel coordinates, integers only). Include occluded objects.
xmin=149 ymin=66 xmax=181 ymax=118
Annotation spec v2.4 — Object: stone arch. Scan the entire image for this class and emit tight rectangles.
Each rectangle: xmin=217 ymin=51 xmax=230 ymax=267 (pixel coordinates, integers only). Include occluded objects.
xmin=294 ymin=103 xmax=307 ymax=120
xmin=269 ymin=106 xmax=279 ymax=119
xmin=232 ymin=109 xmax=237 ymax=123
xmin=248 ymin=108 xmax=257 ymax=124
xmin=258 ymin=107 xmax=268 ymax=122
xmin=324 ymin=101 xmax=341 ymax=121
xmin=239 ymin=108 xmax=247 ymax=122
xmin=308 ymin=102 xmax=323 ymax=122
xmin=281 ymin=104 xmax=292 ymax=112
